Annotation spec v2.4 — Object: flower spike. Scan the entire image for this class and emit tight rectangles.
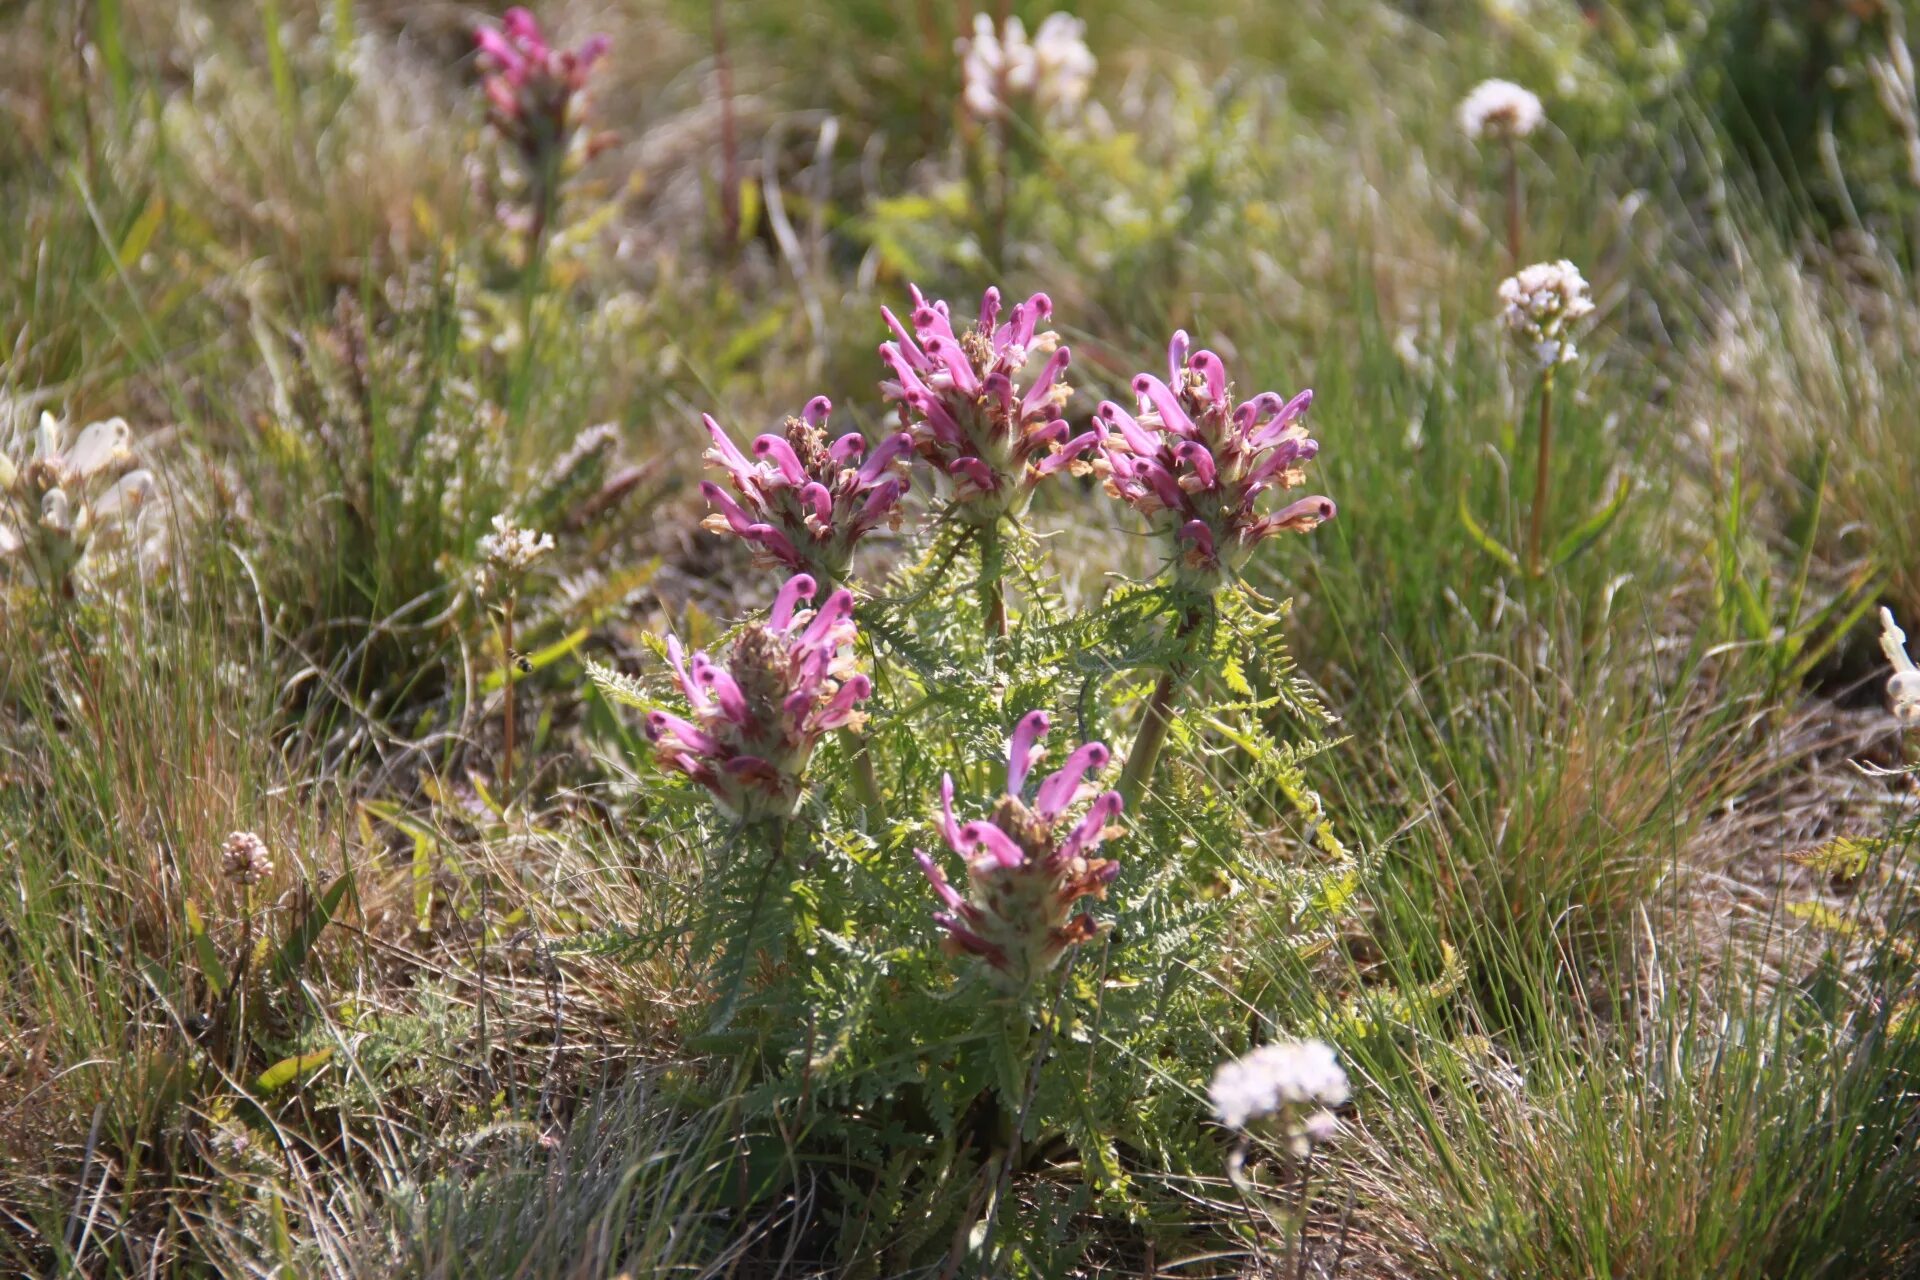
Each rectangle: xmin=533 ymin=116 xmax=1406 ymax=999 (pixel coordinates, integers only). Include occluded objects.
xmin=915 ymin=715 xmax=1124 ymax=989
xmin=641 ymin=572 xmax=870 ymax=820
xmin=700 ymin=399 xmax=913 ymax=585
xmin=1096 ymin=336 xmax=1334 ymax=592
xmin=879 ymin=285 xmax=1094 ymax=524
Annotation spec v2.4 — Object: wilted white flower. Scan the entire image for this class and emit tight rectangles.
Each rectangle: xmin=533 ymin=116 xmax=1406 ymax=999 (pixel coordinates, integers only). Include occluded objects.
xmin=476 ymin=512 xmax=554 ymax=597
xmin=1457 ymin=78 xmax=1545 ymax=141
xmin=1498 ymin=259 xmax=1596 ymax=368
xmin=1880 ymin=607 xmax=1920 ymax=726
xmin=222 ymin=831 xmax=274 ymax=886
xmin=0 ymin=412 xmax=159 ymax=592
xmin=958 ymin=12 xmax=1094 ymax=124
xmin=1209 ymin=1039 xmax=1349 ymax=1155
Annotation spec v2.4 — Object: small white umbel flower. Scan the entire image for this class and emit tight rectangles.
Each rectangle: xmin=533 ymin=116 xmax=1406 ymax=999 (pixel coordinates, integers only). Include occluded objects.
xmin=1498 ymin=260 xmax=1596 ymax=368
xmin=222 ymin=831 xmax=274 ymax=886
xmin=1209 ymin=1038 xmax=1349 ymax=1157
xmin=476 ymin=512 xmax=554 ymax=598
xmin=1458 ymin=78 xmax=1545 ymax=142
xmin=1879 ymin=607 xmax=1920 ymax=726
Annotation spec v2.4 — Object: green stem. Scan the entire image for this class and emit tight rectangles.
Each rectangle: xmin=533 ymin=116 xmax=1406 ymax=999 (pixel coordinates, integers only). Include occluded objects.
xmin=1119 ymin=606 xmax=1205 ymax=805
xmin=845 ymin=729 xmax=888 ymax=828
xmin=979 ymin=521 xmax=1008 ymax=639
xmin=1526 ymin=371 xmax=1555 ymax=578
xmin=500 ymin=595 xmax=516 ymax=799
xmin=1505 ymin=134 xmax=1523 ymax=272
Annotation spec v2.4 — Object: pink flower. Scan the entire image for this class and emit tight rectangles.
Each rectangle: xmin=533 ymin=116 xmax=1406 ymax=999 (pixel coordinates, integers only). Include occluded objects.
xmin=645 ymin=573 xmax=870 ymax=820
xmin=700 ymin=396 xmax=914 ymax=585
xmin=879 ymin=285 xmax=1097 ymax=523
xmin=474 ymin=8 xmax=609 ymax=164
xmin=1097 ymin=333 xmax=1334 ymax=592
xmin=915 ymin=710 xmax=1124 ymax=988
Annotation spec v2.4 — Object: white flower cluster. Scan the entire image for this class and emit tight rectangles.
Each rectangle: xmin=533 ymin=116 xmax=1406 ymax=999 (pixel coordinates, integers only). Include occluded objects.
xmin=1457 ymin=78 xmax=1545 ymax=142
xmin=1498 ymin=259 xmax=1596 ymax=369
xmin=0 ymin=412 xmax=159 ymax=590
xmin=477 ymin=512 xmax=555 ymax=597
xmin=222 ymin=831 xmax=274 ymax=886
xmin=958 ymin=12 xmax=1096 ymax=124
xmin=1880 ymin=607 xmax=1920 ymax=726
xmin=1209 ymin=1038 xmax=1349 ymax=1154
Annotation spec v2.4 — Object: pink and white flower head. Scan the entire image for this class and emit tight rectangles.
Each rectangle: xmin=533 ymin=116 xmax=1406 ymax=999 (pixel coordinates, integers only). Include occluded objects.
xmin=1497 ymin=260 xmax=1595 ymax=369
xmin=957 ymin=12 xmax=1095 ymax=125
xmin=915 ymin=710 xmax=1124 ymax=989
xmin=645 ymin=573 xmax=871 ymax=821
xmin=879 ymin=285 xmax=1096 ymax=525
xmin=1209 ymin=1038 xmax=1349 ymax=1156
xmin=700 ymin=397 xmax=914 ymax=586
xmin=474 ymin=8 xmax=610 ymax=167
xmin=1456 ymin=78 xmax=1545 ymax=142
xmin=0 ymin=412 xmax=159 ymax=591
xmin=1096 ymin=334 xmax=1335 ymax=593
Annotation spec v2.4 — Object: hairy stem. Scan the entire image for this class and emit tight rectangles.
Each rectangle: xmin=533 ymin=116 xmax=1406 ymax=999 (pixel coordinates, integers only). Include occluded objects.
xmin=979 ymin=521 xmax=1009 ymax=639
xmin=845 ymin=730 xmax=889 ymax=828
xmin=713 ymin=0 xmax=740 ymax=252
xmin=1120 ymin=606 xmax=1204 ymax=805
xmin=1527 ymin=371 xmax=1555 ymax=578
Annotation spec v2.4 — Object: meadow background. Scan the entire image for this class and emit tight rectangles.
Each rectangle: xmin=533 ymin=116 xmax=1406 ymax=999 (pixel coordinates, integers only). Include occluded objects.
xmin=3 ymin=0 xmax=1920 ymax=1275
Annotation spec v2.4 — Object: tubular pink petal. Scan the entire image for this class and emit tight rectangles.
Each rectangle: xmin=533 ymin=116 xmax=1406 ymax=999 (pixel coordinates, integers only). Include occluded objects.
xmin=1189 ymin=350 xmax=1227 ymax=406
xmin=829 ymin=432 xmax=867 ymax=464
xmin=1060 ymin=791 xmax=1125 ymax=858
xmin=923 ymin=336 xmax=981 ymax=397
xmin=799 ymin=482 xmax=834 ymax=526
xmin=752 ymin=435 xmax=808 ymax=486
xmin=981 ymin=371 xmax=1016 ymax=413
xmin=1021 ymin=347 xmax=1072 ymax=417
xmin=960 ymin=821 xmax=1028 ymax=869
xmin=702 ymin=415 xmax=758 ymax=484
xmin=798 ymin=588 xmax=855 ymax=648
xmin=917 ymin=850 xmax=967 ymax=912
xmin=1036 ymin=741 xmax=1112 ymax=818
xmin=855 ymin=432 xmax=915 ymax=484
xmin=691 ymin=655 xmax=749 ymax=723
xmin=770 ymin=573 xmax=818 ymax=630
xmin=1007 ymin=710 xmax=1052 ymax=794
xmin=977 ymin=286 xmax=1002 ymax=334
xmin=948 ymin=457 xmax=999 ymax=497
xmin=1133 ymin=373 xmax=1196 ymax=436
xmin=1249 ymin=389 xmax=1315 ymax=447
xmin=802 ymin=396 xmax=832 ymax=428
xmin=880 ymin=311 xmax=932 ymax=370
xmin=1166 ymin=331 xmax=1191 ymax=385
xmin=1099 ymin=401 xmax=1162 ymax=455
xmin=939 ymin=775 xmax=965 ymax=849
xmin=853 ymin=477 xmax=906 ymax=530
xmin=812 ymin=674 xmax=872 ymax=730
xmin=1173 ymin=441 xmax=1218 ymax=489
xmin=701 ymin=481 xmax=763 ymax=534
xmin=1179 ymin=519 xmax=1217 ymax=561
xmin=645 ymin=710 xmax=721 ymax=756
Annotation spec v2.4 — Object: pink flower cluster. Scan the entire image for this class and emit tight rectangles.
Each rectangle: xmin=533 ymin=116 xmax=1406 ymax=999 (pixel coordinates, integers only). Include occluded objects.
xmin=916 ymin=711 xmax=1124 ymax=988
xmin=474 ymin=8 xmax=609 ymax=159
xmin=880 ymin=285 xmax=1097 ymax=523
xmin=1098 ymin=333 xmax=1335 ymax=591
xmin=701 ymin=397 xmax=914 ymax=586
xmin=645 ymin=574 xmax=871 ymax=821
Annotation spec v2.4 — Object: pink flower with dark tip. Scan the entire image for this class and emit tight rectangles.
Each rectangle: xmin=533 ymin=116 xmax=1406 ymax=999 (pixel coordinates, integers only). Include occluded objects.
xmin=644 ymin=573 xmax=870 ymax=820
xmin=1097 ymin=333 xmax=1334 ymax=591
xmin=474 ymin=8 xmax=611 ymax=179
xmin=879 ymin=285 xmax=1098 ymax=524
xmin=700 ymin=396 xmax=914 ymax=586
xmin=915 ymin=710 xmax=1124 ymax=988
